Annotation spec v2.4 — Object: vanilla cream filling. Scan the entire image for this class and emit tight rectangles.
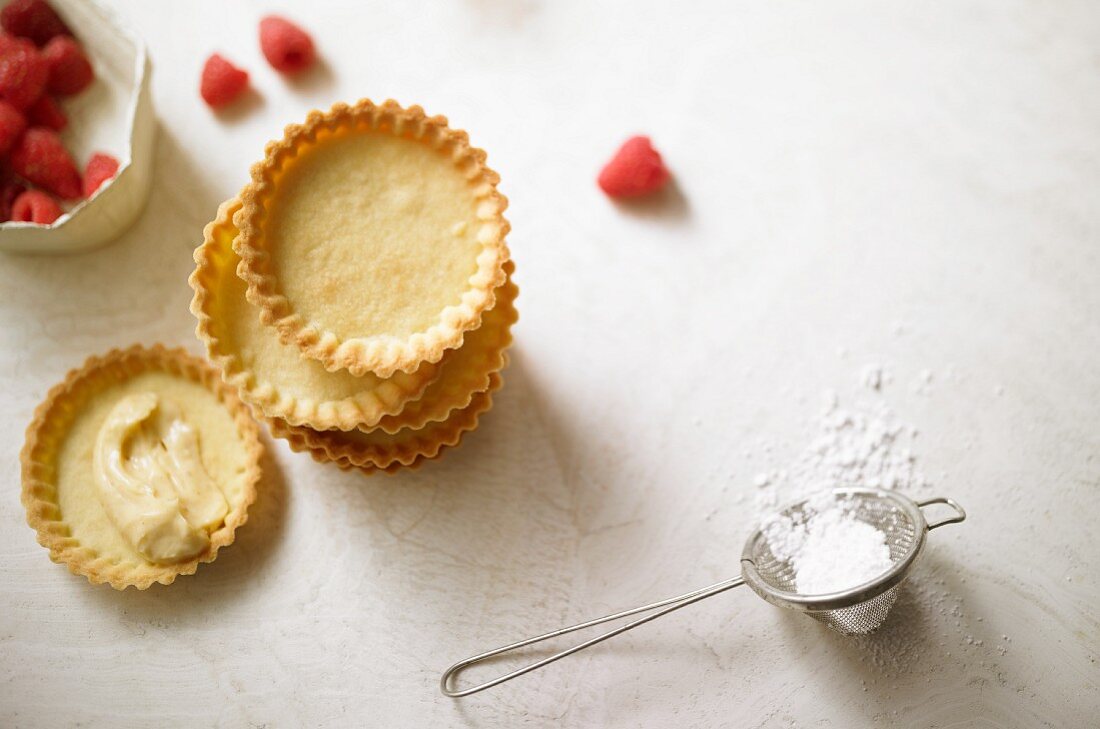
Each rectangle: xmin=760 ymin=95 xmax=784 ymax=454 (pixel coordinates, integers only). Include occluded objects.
xmin=93 ymin=393 xmax=228 ymax=564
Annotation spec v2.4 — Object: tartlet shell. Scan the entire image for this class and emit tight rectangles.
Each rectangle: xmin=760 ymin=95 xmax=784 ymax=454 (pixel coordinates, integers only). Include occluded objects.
xmin=368 ymin=262 xmax=517 ymax=435
xmin=269 ymin=370 xmax=503 ymax=472
xmin=333 ymin=453 xmax=439 ymax=476
xmin=190 ymin=197 xmax=443 ymax=431
xmin=234 ymin=98 xmax=511 ymax=378
xmin=20 ymin=344 xmax=263 ymax=590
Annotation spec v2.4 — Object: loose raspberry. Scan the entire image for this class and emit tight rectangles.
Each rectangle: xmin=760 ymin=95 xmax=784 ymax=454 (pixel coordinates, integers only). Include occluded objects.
xmin=27 ymin=93 xmax=64 ymax=130
xmin=0 ymin=36 xmax=46 ymax=109
xmin=0 ymin=177 xmax=25 ymax=220
xmin=83 ymin=151 xmax=118 ymax=197
xmin=10 ymin=188 xmax=60 ymax=223
xmin=10 ymin=126 xmax=80 ymax=199
xmin=0 ymin=32 xmax=20 ymax=55
xmin=200 ymin=53 xmax=249 ymax=108
xmin=597 ymin=136 xmax=671 ymax=198
xmin=259 ymin=16 xmax=315 ymax=74
xmin=0 ymin=0 xmax=69 ymax=47
xmin=0 ymin=99 xmax=27 ymax=154
xmin=41 ymin=35 xmax=91 ymax=96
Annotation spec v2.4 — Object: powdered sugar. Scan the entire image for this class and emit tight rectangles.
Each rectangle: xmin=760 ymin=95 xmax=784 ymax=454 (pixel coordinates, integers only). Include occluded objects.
xmin=859 ymin=363 xmax=888 ymax=391
xmin=753 ymin=385 xmax=928 ymax=513
xmin=752 ymin=362 xmax=931 ymax=593
xmin=762 ymin=494 xmax=894 ymax=594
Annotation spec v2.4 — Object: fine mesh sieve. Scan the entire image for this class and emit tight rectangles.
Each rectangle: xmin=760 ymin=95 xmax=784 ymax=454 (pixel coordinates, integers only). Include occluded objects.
xmin=741 ymin=487 xmax=936 ymax=635
xmin=441 ymin=488 xmax=965 ymax=697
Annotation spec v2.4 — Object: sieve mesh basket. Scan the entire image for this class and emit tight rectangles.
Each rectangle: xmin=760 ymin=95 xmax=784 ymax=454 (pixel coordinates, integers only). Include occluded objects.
xmin=740 ymin=488 xmax=928 ymax=634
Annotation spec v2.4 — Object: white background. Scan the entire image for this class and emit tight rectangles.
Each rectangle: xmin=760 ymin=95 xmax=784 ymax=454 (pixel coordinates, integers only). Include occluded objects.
xmin=2 ymin=1 xmax=1099 ymax=726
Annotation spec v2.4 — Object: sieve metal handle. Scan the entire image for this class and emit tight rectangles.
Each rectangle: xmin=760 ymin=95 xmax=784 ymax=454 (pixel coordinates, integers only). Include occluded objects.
xmin=440 ymin=575 xmax=745 ymax=697
xmin=916 ymin=497 xmax=967 ymax=530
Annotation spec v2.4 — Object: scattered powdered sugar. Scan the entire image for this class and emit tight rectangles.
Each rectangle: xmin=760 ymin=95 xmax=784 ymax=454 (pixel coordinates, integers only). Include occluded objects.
xmin=751 ymin=363 xmax=929 ymax=589
xmin=805 ymin=390 xmax=921 ymax=491
xmin=763 ymin=494 xmax=894 ymax=594
xmin=859 ymin=363 xmax=889 ymax=391
xmin=911 ymin=369 xmax=935 ymax=396
xmin=752 ymin=387 xmax=928 ymax=513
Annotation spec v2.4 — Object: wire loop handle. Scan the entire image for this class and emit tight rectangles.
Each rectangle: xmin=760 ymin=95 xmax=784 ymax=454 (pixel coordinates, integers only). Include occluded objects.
xmin=916 ymin=497 xmax=967 ymax=530
xmin=440 ymin=576 xmax=745 ymax=697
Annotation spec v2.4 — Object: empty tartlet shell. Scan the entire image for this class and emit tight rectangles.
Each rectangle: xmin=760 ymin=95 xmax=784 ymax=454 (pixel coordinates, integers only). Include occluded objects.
xmin=234 ymin=98 xmax=511 ymax=378
xmin=367 ymin=262 xmax=517 ymax=435
xmin=269 ymin=370 xmax=503 ymax=472
xmin=20 ymin=344 xmax=263 ymax=590
xmin=191 ymin=197 xmax=444 ymax=431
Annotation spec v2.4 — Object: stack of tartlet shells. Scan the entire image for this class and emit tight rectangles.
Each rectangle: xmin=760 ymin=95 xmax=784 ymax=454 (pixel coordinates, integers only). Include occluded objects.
xmin=189 ymin=99 xmax=515 ymax=475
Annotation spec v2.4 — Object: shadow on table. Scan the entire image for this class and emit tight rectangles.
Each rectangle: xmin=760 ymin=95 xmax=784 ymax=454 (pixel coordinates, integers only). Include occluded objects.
xmin=768 ymin=550 xmax=980 ymax=707
xmin=212 ymin=87 xmax=265 ymax=125
xmin=319 ymin=348 xmax=636 ymax=675
xmin=611 ymin=179 xmax=691 ymax=224
xmin=322 ymin=347 xmax=591 ymax=567
xmin=285 ymin=56 xmax=337 ymax=97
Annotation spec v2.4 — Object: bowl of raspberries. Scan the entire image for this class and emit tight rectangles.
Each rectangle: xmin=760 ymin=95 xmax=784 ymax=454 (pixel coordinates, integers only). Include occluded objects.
xmin=0 ymin=0 xmax=154 ymax=254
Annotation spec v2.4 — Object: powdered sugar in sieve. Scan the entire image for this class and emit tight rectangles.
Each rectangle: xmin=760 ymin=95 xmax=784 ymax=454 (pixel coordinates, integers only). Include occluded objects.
xmin=761 ymin=492 xmax=894 ymax=595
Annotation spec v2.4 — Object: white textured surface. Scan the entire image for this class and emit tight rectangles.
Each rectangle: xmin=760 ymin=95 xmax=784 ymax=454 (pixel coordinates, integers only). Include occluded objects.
xmin=2 ymin=1 xmax=1099 ymax=726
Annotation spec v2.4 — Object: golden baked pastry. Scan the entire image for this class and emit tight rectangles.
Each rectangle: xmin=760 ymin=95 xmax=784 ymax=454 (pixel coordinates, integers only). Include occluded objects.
xmin=332 ymin=452 xmax=441 ymax=476
xmin=370 ymin=261 xmax=516 ymax=434
xmin=234 ymin=99 xmax=511 ymax=378
xmin=191 ymin=198 xmax=444 ymax=431
xmin=270 ymin=370 xmax=503 ymax=471
xmin=21 ymin=345 xmax=262 ymax=590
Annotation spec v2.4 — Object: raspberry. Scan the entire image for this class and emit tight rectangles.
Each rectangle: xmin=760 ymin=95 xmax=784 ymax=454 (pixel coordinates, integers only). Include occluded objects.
xmin=27 ymin=92 xmax=64 ymax=130
xmin=597 ymin=136 xmax=670 ymax=198
xmin=0 ymin=0 xmax=69 ymax=47
xmin=200 ymin=53 xmax=249 ymax=108
xmin=41 ymin=35 xmax=91 ymax=96
xmin=0 ymin=32 xmax=19 ymax=55
xmin=259 ymin=16 xmax=315 ymax=74
xmin=10 ymin=126 xmax=80 ymax=198
xmin=0 ymin=36 xmax=46 ymax=109
xmin=0 ymin=177 xmax=25 ymax=220
xmin=0 ymin=99 xmax=27 ymax=154
xmin=83 ymin=151 xmax=118 ymax=197
xmin=10 ymin=188 xmax=60 ymax=224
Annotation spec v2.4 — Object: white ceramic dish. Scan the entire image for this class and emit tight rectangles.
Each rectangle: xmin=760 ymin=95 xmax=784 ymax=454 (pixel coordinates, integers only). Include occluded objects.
xmin=0 ymin=0 xmax=155 ymax=255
